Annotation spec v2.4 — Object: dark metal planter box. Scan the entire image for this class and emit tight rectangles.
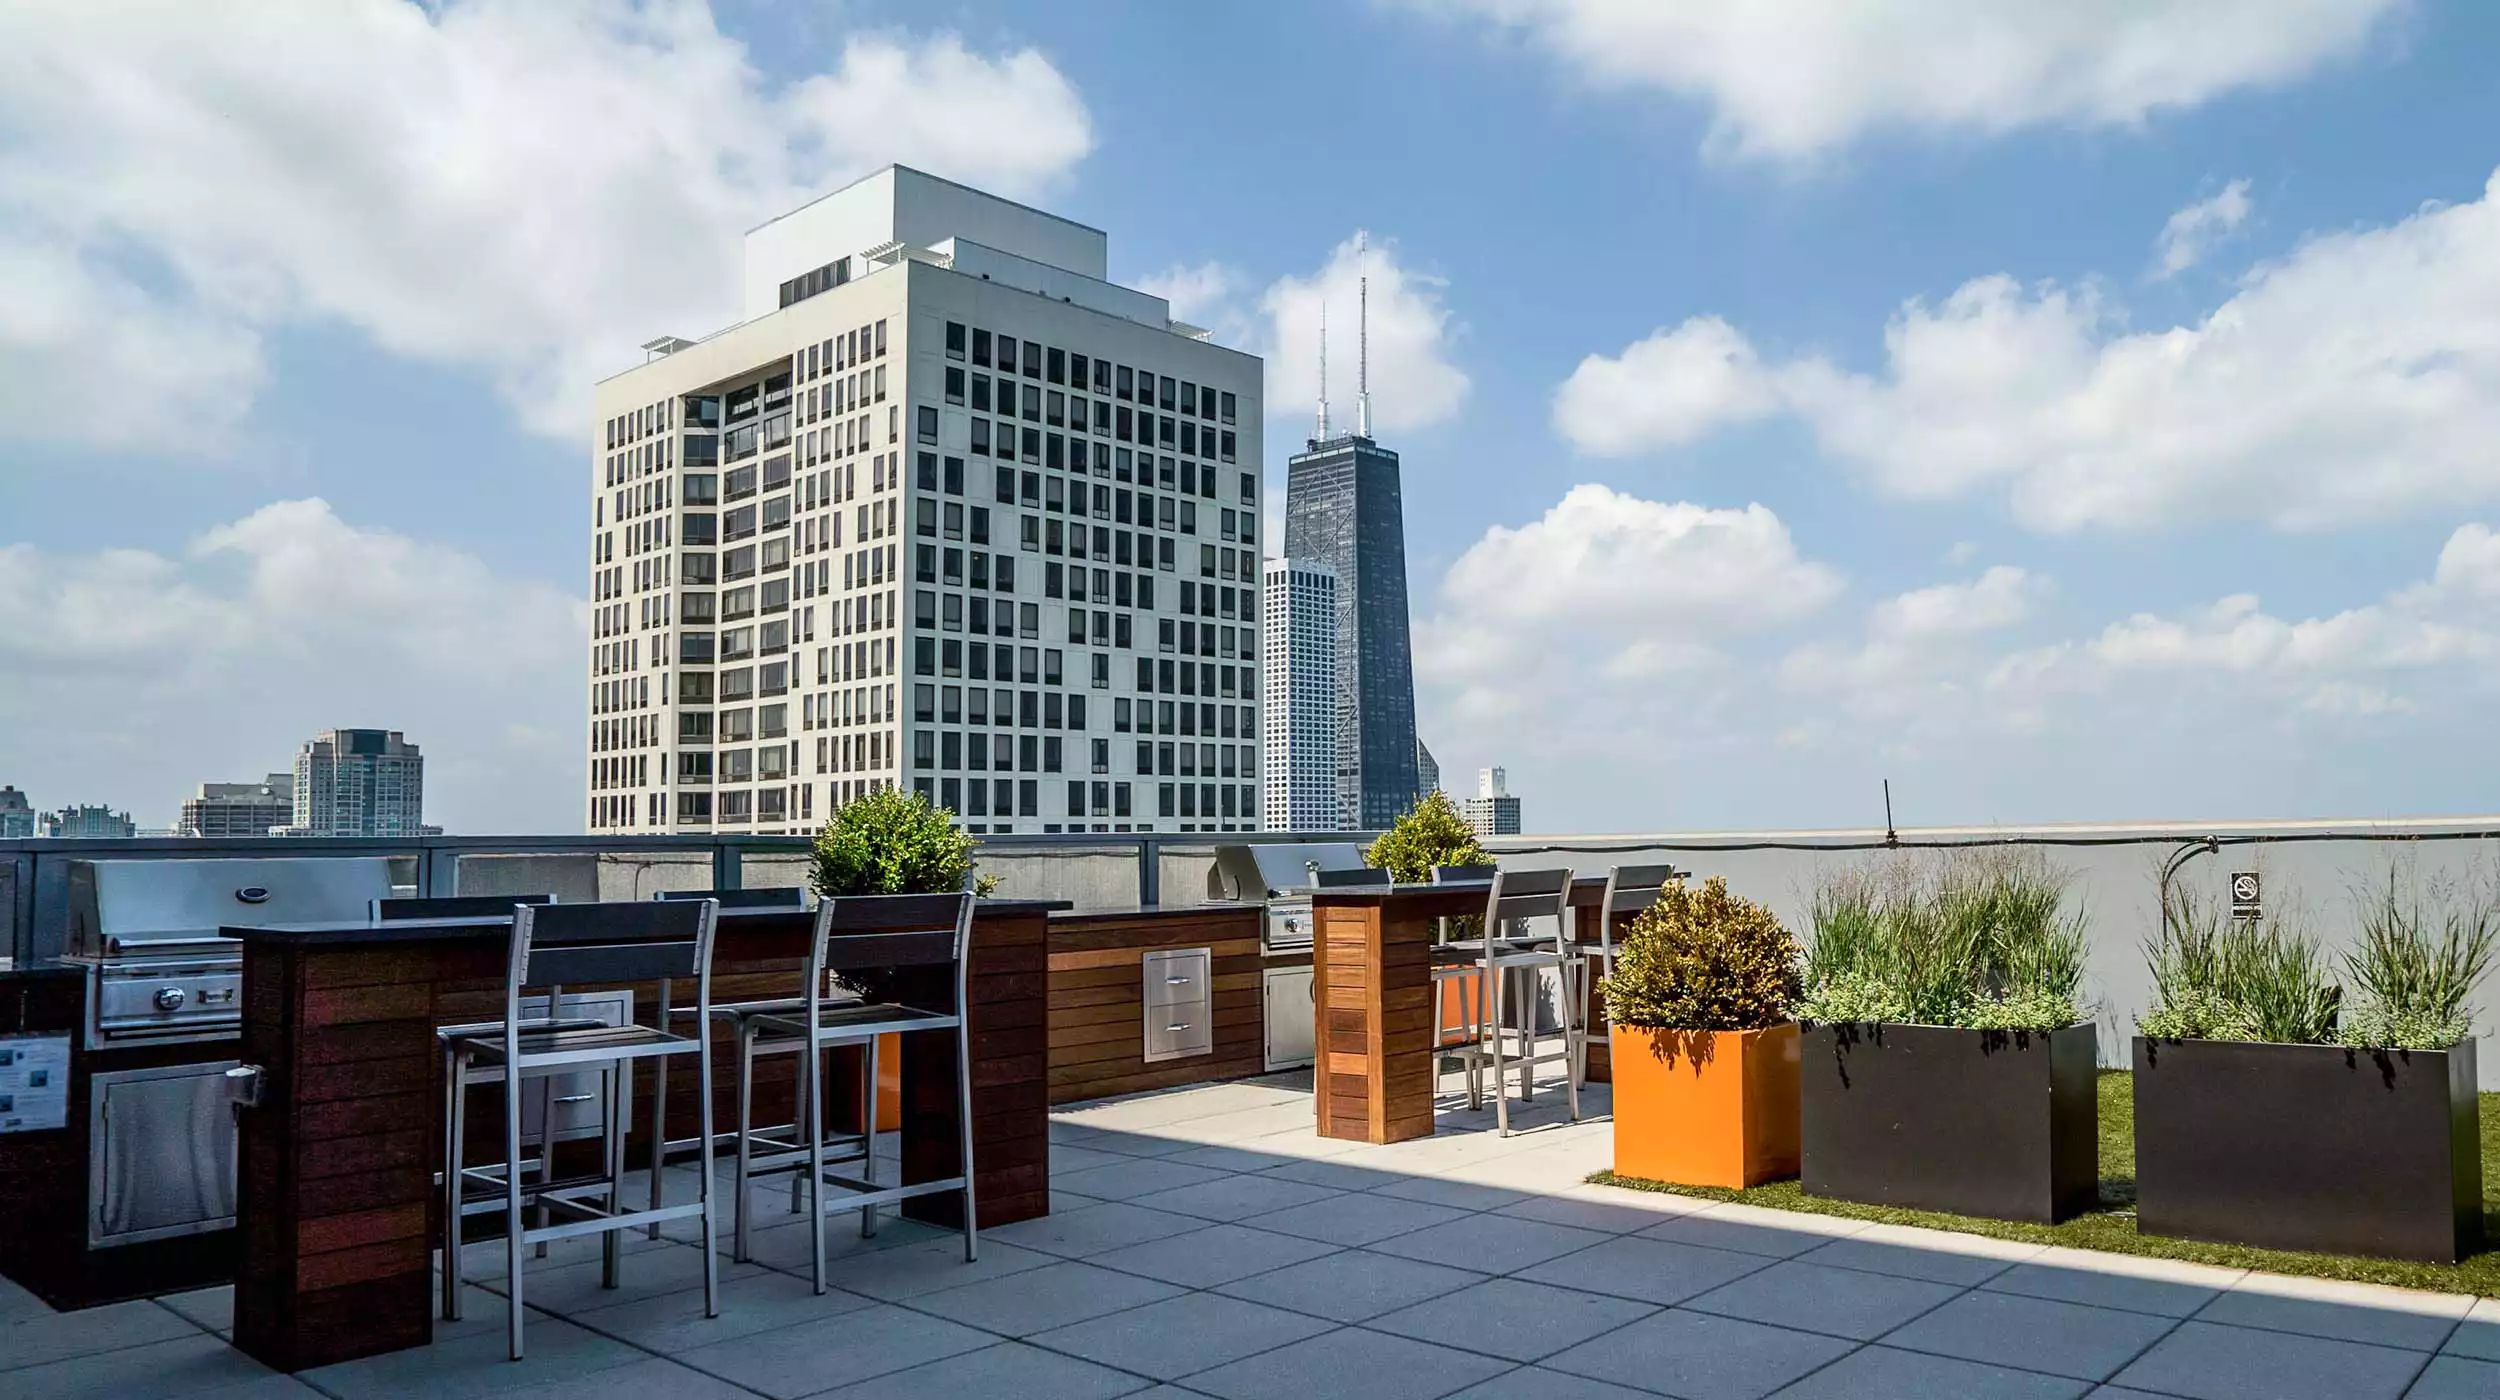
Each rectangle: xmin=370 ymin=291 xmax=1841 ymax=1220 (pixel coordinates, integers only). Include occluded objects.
xmin=2133 ymin=1036 xmax=2483 ymax=1263
xmin=1801 ymin=1022 xmax=2099 ymax=1224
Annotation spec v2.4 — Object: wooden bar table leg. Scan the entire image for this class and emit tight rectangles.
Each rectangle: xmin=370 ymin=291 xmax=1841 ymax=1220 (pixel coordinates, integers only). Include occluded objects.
xmin=1313 ymin=893 xmax=1436 ymax=1145
xmin=900 ymin=906 xmax=1049 ymax=1228
xmin=234 ymin=941 xmax=451 ymax=1372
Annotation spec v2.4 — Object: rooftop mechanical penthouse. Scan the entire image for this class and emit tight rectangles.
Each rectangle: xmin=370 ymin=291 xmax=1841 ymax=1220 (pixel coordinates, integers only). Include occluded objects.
xmin=591 ymin=167 xmax=1267 ymax=837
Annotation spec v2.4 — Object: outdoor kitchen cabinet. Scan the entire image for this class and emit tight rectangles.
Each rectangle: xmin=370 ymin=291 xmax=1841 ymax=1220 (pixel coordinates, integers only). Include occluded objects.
xmin=0 ymin=964 xmax=243 ymax=1309
xmin=1046 ymin=905 xmax=1263 ymax=1104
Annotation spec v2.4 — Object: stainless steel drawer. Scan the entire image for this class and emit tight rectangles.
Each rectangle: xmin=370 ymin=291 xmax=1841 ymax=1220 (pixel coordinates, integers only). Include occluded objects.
xmin=1143 ymin=1009 xmax=1212 ymax=1062
xmin=1142 ymin=947 xmax=1212 ymax=1063
xmin=1142 ymin=947 xmax=1210 ymax=1010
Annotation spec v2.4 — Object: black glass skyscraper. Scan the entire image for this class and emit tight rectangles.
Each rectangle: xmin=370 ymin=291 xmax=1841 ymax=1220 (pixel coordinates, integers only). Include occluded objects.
xmin=1285 ymin=431 xmax=1420 ymax=828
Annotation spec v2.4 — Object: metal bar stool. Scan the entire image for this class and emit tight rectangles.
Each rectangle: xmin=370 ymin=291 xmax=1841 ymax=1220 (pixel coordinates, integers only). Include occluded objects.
xmin=1434 ymin=867 xmax=1580 ymax=1135
xmin=643 ymin=888 xmax=831 ymax=1241
xmin=1570 ymin=864 xmax=1680 ymax=1086
xmin=733 ymin=889 xmax=980 ymax=1293
xmin=442 ymin=899 xmax=723 ymax=1360
xmin=378 ymin=894 xmax=593 ymax=1320
xmin=1428 ymin=864 xmax=1500 ymax=1108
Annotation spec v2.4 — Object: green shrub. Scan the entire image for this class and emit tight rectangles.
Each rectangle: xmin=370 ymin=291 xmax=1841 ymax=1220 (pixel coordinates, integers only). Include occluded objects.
xmin=1599 ymin=877 xmax=1800 ymax=1032
xmin=2227 ymin=918 xmax=2341 ymax=1045
xmin=2336 ymin=867 xmax=2496 ymax=1051
xmin=809 ymin=788 xmax=989 ymax=898
xmin=2139 ymin=887 xmax=2337 ymax=1045
xmin=1362 ymin=791 xmax=1486 ymax=883
xmin=1796 ymin=849 xmax=2086 ymax=1033
xmin=2139 ymin=865 xmax=2492 ymax=1051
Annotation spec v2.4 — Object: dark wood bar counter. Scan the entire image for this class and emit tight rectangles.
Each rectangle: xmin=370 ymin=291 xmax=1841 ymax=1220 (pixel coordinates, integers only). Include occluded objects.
xmin=1311 ymin=878 xmax=1627 ymax=1145
xmin=220 ymin=898 xmax=1062 ymax=1374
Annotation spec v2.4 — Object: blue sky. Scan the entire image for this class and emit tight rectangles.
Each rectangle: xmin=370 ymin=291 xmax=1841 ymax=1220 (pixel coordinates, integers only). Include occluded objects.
xmin=6 ymin=0 xmax=2500 ymax=835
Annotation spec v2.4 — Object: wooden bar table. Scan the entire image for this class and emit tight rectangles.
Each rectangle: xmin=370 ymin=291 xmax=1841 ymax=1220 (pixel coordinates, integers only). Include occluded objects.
xmin=1311 ymin=877 xmax=1621 ymax=1144
xmin=219 ymin=897 xmax=1063 ymax=1374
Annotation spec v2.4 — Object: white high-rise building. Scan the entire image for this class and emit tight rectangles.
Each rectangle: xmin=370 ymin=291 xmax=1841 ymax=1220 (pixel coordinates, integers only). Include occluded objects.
xmin=1260 ymin=558 xmax=1341 ymax=830
xmin=1460 ymin=766 xmax=1522 ymax=837
xmin=590 ymin=167 xmax=1266 ymax=835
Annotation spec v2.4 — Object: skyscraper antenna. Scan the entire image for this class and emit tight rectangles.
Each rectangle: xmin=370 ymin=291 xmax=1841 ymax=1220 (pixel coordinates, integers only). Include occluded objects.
xmin=1315 ymin=301 xmax=1331 ymax=441
xmin=1356 ymin=231 xmax=1373 ymax=439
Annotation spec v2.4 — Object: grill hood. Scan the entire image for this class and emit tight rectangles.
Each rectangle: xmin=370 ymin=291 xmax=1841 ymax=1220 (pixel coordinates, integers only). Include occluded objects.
xmin=1206 ymin=843 xmax=1370 ymax=902
xmin=66 ymin=857 xmax=399 ymax=956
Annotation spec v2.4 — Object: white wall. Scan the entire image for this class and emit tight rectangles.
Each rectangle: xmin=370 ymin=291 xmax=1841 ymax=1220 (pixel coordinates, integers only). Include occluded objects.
xmin=1489 ymin=820 xmax=2500 ymax=1087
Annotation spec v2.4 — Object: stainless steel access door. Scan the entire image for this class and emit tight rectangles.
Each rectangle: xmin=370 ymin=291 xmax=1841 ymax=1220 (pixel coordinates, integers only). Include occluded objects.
xmin=90 ymin=1060 xmax=241 ymax=1247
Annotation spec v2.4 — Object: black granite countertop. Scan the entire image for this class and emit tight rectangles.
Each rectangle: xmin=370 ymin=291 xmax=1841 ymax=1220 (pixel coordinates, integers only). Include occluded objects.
xmin=221 ymin=897 xmax=1073 ymax=946
xmin=0 ymin=962 xmax=85 ymax=981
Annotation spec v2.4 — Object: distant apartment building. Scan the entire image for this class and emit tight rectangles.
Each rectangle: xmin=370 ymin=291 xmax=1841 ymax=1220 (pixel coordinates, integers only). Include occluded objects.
xmin=1260 ymin=558 xmax=1341 ymax=830
xmin=1460 ymin=767 xmax=1522 ymax=837
xmin=589 ymin=165 xmax=1265 ymax=837
xmin=42 ymin=805 xmax=138 ymax=839
xmin=0 ymin=786 xmax=32 ymax=839
xmin=1415 ymin=739 xmax=1440 ymax=797
xmin=178 ymin=773 xmax=295 ymax=839
xmin=277 ymin=730 xmax=430 ymax=837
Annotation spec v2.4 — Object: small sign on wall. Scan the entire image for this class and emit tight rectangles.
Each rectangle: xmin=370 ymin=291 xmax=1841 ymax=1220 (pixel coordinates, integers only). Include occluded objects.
xmin=0 ymin=1034 xmax=69 ymax=1133
xmin=2230 ymin=871 xmax=2263 ymax=922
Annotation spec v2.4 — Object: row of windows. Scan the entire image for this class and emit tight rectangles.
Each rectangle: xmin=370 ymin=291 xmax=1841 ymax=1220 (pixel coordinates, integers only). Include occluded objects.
xmin=911 ymin=774 xmax=1256 ymax=825
xmin=605 ymin=397 xmax=673 ymax=451
xmin=907 ymin=687 xmax=1251 ymax=742
xmin=949 ymin=409 xmax=1238 ymax=466
xmin=973 ymin=460 xmax=1254 ymax=517
xmin=941 ymin=323 xmax=1239 ymax=424
xmin=671 ymin=701 xmax=791 ymax=745
xmin=941 ymin=371 xmax=1241 ymax=464
xmin=800 ymin=320 xmax=888 ymax=377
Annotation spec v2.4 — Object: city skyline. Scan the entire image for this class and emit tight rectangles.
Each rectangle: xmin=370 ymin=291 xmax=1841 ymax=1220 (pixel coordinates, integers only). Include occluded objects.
xmin=12 ymin=3 xmax=2500 ymax=835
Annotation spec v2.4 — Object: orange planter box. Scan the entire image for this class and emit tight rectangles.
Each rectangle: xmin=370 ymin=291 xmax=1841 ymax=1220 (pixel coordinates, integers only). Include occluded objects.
xmin=1610 ymin=1023 xmax=1801 ymax=1188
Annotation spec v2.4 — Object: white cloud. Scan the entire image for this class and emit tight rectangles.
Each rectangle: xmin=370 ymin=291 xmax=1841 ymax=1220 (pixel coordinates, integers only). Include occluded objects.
xmin=2156 ymin=178 xmax=2255 ymax=276
xmin=0 ymin=1 xmax=1093 ymax=451
xmin=1780 ymin=565 xmax=2046 ymax=712
xmin=1260 ymin=232 xmax=1471 ymax=436
xmin=0 ymin=230 xmax=266 ymax=453
xmin=1561 ymin=167 xmax=2500 ymax=532
xmin=1873 ymin=566 xmax=2044 ymax=640
xmin=1135 ymin=263 xmax=1244 ymax=331
xmin=0 ymin=500 xmax=585 ymax=831
xmin=1416 ymin=483 xmax=1840 ymax=730
xmin=1980 ymin=526 xmax=2500 ymax=726
xmin=1552 ymin=316 xmax=1779 ymax=454
xmin=1416 ymin=0 xmax=2399 ymax=160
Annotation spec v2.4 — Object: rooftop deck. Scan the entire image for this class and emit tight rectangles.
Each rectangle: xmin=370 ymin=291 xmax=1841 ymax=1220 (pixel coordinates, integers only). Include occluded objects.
xmin=8 ymin=1070 xmax=2497 ymax=1400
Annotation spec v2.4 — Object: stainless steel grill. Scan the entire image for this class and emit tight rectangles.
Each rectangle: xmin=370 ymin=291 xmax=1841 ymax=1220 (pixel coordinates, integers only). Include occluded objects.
xmin=52 ymin=856 xmax=401 ymax=1253
xmin=1206 ymin=842 xmax=1371 ymax=954
xmin=64 ymin=857 xmax=399 ymax=1047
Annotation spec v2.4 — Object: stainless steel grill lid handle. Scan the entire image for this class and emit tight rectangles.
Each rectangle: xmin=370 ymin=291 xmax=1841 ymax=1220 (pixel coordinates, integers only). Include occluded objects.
xmin=234 ymin=887 xmax=271 ymax=904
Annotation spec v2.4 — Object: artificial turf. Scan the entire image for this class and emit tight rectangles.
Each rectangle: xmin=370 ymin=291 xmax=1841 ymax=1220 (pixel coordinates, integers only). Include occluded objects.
xmin=1591 ymin=1070 xmax=2500 ymax=1297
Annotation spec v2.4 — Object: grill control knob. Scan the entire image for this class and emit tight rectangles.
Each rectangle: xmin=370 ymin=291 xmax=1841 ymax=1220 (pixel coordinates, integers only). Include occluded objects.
xmin=154 ymin=986 xmax=188 ymax=1012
